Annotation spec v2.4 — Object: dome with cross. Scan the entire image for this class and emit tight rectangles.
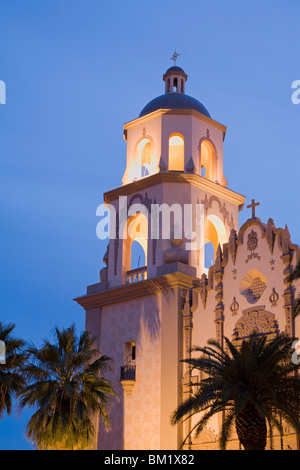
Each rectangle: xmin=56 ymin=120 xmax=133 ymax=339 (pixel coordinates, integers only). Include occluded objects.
xmin=139 ymin=65 xmax=211 ymax=119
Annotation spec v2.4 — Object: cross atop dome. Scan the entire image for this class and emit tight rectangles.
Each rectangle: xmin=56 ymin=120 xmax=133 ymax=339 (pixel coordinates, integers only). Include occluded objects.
xmin=170 ymin=49 xmax=180 ymax=66
xmin=139 ymin=64 xmax=211 ymax=119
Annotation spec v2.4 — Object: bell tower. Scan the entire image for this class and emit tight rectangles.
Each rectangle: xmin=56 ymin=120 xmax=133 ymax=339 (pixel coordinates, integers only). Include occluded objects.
xmin=75 ymin=63 xmax=246 ymax=450
xmin=104 ymin=63 xmax=244 ymax=287
xmin=163 ymin=64 xmax=187 ymax=94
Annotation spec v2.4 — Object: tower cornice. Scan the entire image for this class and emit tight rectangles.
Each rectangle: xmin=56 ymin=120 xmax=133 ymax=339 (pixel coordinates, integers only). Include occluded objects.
xmin=104 ymin=172 xmax=246 ymax=208
xmin=124 ymin=108 xmax=227 ymax=140
xmin=74 ymin=271 xmax=199 ymax=310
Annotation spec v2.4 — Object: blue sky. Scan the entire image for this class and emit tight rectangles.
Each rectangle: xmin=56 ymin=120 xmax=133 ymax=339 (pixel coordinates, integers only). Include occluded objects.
xmin=0 ymin=0 xmax=299 ymax=449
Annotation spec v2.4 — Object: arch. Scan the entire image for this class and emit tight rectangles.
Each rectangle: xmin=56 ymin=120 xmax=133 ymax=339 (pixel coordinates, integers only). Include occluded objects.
xmin=204 ymin=215 xmax=227 ymax=268
xmin=132 ymin=137 xmax=155 ymax=180
xmin=204 ymin=241 xmax=215 ymax=270
xmin=198 ymin=138 xmax=217 ymax=181
xmin=237 ymin=219 xmax=266 ymax=245
xmin=168 ymin=133 xmax=184 ymax=171
xmin=141 ymin=163 xmax=150 ymax=177
xmin=130 ymin=239 xmax=146 ymax=270
xmin=140 ymin=141 xmax=151 ymax=167
xmin=122 ymin=212 xmax=148 ymax=279
xmin=173 ymin=77 xmax=178 ymax=92
xmin=167 ymin=78 xmax=170 ymax=93
xmin=201 ymin=166 xmax=206 ymax=177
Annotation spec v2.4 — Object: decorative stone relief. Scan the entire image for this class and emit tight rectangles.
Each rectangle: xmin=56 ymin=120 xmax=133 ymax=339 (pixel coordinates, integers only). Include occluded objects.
xmin=247 ymin=277 xmax=266 ymax=302
xmin=266 ymin=218 xmax=276 ymax=254
xmin=240 ymin=270 xmax=267 ymax=304
xmin=128 ymin=192 xmax=152 ymax=213
xmin=193 ymin=426 xmax=217 ymax=444
xmin=229 ymin=229 xmax=238 ymax=265
xmin=230 ymin=297 xmax=239 ymax=316
xmin=269 ymin=259 xmax=276 ymax=271
xmin=247 ymin=229 xmax=258 ymax=251
xmin=245 ymin=230 xmax=261 ymax=263
xmin=181 ymin=289 xmax=194 ymax=397
xmin=232 ymin=305 xmax=279 ymax=344
xmin=199 ymin=273 xmax=208 ymax=308
xmin=220 ymin=202 xmax=230 ymax=225
xmin=269 ymin=288 xmax=279 ymax=307
xmin=201 ymin=194 xmax=233 ymax=229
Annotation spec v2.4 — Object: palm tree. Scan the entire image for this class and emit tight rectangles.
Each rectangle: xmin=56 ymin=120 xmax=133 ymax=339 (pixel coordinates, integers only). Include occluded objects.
xmin=171 ymin=333 xmax=300 ymax=450
xmin=289 ymin=260 xmax=300 ymax=318
xmin=19 ymin=324 xmax=115 ymax=450
xmin=0 ymin=321 xmax=26 ymax=419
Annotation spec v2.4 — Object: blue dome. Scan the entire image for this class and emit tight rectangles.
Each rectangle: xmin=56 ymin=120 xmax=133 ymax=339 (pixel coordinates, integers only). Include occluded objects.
xmin=139 ymin=93 xmax=211 ymax=118
xmin=165 ymin=65 xmax=186 ymax=74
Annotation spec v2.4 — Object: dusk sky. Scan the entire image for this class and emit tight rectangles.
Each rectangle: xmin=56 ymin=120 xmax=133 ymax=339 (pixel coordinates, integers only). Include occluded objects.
xmin=0 ymin=0 xmax=299 ymax=449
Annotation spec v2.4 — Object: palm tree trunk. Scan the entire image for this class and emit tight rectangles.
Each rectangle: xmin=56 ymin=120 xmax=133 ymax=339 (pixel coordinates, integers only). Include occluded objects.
xmin=236 ymin=404 xmax=267 ymax=450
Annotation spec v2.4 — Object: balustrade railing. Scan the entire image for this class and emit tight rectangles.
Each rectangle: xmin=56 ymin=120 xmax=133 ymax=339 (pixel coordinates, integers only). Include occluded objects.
xmin=120 ymin=364 xmax=136 ymax=381
xmin=125 ymin=267 xmax=147 ymax=284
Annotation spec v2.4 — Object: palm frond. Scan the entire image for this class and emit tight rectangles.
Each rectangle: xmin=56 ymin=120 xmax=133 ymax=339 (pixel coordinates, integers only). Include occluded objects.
xmin=172 ymin=332 xmax=300 ymax=450
xmin=18 ymin=324 xmax=115 ymax=449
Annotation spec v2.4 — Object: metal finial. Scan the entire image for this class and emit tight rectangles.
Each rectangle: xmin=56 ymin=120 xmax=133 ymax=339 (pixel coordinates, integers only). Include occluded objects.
xmin=170 ymin=49 xmax=180 ymax=66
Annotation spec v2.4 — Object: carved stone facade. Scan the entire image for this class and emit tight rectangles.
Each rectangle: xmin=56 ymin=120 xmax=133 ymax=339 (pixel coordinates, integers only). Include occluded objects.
xmin=232 ymin=306 xmax=279 ymax=345
xmin=189 ymin=216 xmax=300 ymax=450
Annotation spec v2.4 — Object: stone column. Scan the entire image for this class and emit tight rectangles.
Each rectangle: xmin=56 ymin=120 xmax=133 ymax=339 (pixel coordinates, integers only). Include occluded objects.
xmin=214 ymin=244 xmax=224 ymax=349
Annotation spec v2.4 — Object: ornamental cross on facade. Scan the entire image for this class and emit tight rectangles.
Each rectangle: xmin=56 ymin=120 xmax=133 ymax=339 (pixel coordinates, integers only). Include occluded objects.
xmin=247 ymin=198 xmax=260 ymax=218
